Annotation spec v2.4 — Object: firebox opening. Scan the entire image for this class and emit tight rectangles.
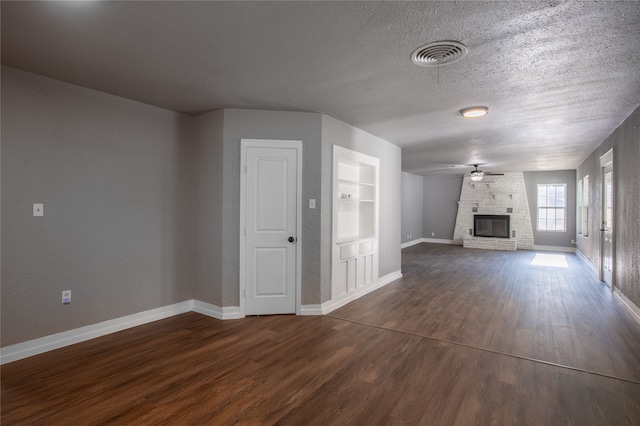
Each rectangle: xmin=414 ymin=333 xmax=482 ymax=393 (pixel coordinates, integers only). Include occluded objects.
xmin=474 ymin=215 xmax=510 ymax=238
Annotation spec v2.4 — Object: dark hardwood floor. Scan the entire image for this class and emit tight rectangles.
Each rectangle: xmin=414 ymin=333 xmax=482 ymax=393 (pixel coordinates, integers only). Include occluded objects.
xmin=333 ymin=244 xmax=640 ymax=383
xmin=3 ymin=243 xmax=640 ymax=425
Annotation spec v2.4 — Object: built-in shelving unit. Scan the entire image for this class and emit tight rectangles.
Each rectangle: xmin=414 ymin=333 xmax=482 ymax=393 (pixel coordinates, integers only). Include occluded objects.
xmin=332 ymin=146 xmax=380 ymax=300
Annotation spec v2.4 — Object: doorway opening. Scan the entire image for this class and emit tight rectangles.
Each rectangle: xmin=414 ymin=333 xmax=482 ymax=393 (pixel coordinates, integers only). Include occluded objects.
xmin=599 ymin=148 xmax=614 ymax=290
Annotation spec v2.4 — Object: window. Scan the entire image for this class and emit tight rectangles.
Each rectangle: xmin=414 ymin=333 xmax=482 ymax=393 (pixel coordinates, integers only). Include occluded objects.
xmin=582 ymin=175 xmax=589 ymax=237
xmin=577 ymin=176 xmax=589 ymax=236
xmin=537 ymin=184 xmax=566 ymax=232
xmin=577 ymin=179 xmax=583 ymax=234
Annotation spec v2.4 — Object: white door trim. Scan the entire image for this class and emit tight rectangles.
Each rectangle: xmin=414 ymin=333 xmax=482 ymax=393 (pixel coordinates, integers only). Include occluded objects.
xmin=239 ymin=139 xmax=303 ymax=316
xmin=599 ymin=148 xmax=614 ymax=289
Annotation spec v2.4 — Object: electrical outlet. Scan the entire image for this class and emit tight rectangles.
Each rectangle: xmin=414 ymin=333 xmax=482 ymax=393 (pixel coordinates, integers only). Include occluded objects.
xmin=62 ymin=290 xmax=71 ymax=305
xmin=33 ymin=203 xmax=44 ymax=216
xmin=431 ymin=232 xmax=435 ymax=236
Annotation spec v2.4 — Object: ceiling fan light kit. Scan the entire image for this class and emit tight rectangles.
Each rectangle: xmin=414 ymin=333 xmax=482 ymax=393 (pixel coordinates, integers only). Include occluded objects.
xmin=469 ymin=164 xmax=504 ymax=182
xmin=460 ymin=106 xmax=489 ymax=118
xmin=470 ymin=164 xmax=484 ymax=181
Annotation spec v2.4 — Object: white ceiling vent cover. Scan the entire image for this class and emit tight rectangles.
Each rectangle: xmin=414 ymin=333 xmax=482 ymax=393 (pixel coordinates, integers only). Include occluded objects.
xmin=411 ymin=41 xmax=468 ymax=67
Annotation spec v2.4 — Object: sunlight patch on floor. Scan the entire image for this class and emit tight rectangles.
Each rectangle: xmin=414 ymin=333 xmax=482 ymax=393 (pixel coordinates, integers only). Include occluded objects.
xmin=531 ymin=253 xmax=568 ymax=268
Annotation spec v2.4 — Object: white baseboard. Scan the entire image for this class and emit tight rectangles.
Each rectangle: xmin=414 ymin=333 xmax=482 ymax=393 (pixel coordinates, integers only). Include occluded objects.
xmin=192 ymin=300 xmax=243 ymax=320
xmin=401 ymin=238 xmax=423 ymax=249
xmin=300 ymin=304 xmax=324 ymax=315
xmin=304 ymin=270 xmax=403 ymax=315
xmin=401 ymin=238 xmax=454 ymax=249
xmin=2 ymin=271 xmax=409 ymax=363
xmin=0 ymin=299 xmax=248 ymax=364
xmin=574 ymin=251 xmax=639 ymax=327
xmin=422 ymin=238 xmax=454 ymax=244
xmin=533 ymin=245 xmax=576 ymax=253
xmin=576 ymin=249 xmax=599 ymax=277
xmin=378 ymin=270 xmax=403 ymax=286
xmin=0 ymin=300 xmax=193 ymax=365
xmin=613 ymin=288 xmax=640 ymax=326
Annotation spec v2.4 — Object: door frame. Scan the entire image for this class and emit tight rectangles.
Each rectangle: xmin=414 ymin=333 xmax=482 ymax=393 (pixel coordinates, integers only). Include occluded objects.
xmin=239 ymin=139 xmax=303 ymax=316
xmin=599 ymin=148 xmax=614 ymax=290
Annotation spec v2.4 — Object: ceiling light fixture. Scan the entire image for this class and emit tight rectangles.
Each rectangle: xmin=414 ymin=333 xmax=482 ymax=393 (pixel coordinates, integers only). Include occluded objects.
xmin=470 ymin=164 xmax=484 ymax=181
xmin=460 ymin=107 xmax=489 ymax=118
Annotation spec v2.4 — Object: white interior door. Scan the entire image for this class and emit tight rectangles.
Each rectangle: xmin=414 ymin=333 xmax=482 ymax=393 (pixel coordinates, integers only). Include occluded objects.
xmin=243 ymin=143 xmax=299 ymax=315
xmin=601 ymin=163 xmax=614 ymax=288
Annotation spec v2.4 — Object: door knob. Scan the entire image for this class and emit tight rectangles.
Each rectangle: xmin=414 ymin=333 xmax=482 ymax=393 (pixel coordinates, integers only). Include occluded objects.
xmin=288 ymin=236 xmax=296 ymax=243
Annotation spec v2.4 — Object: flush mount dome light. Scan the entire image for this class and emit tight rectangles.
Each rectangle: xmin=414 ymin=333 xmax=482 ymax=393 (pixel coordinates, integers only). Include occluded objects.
xmin=411 ymin=40 xmax=468 ymax=67
xmin=460 ymin=106 xmax=489 ymax=118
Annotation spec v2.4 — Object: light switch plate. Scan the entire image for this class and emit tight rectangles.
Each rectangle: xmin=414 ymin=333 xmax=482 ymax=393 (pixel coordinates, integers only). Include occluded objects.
xmin=33 ymin=203 xmax=44 ymax=216
xmin=309 ymin=199 xmax=316 ymax=209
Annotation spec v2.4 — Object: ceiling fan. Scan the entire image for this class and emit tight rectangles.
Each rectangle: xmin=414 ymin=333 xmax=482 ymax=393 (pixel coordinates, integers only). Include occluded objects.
xmin=469 ymin=164 xmax=504 ymax=181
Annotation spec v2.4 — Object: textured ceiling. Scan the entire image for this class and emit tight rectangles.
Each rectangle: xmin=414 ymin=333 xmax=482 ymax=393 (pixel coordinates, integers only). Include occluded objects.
xmin=2 ymin=1 xmax=639 ymax=175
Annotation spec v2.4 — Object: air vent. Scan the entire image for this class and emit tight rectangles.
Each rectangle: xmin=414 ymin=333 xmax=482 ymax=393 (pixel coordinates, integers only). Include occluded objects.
xmin=411 ymin=41 xmax=468 ymax=67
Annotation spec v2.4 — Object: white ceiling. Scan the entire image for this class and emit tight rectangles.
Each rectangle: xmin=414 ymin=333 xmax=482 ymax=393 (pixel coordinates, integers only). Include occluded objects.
xmin=2 ymin=1 xmax=639 ymax=175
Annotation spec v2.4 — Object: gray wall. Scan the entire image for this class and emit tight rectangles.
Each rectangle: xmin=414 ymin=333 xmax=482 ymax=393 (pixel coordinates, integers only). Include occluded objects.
xmin=321 ymin=115 xmax=402 ymax=292
xmin=523 ymin=170 xmax=577 ymax=247
xmin=1 ymin=67 xmax=195 ymax=346
xmin=1 ymin=68 xmax=404 ymax=347
xmin=193 ymin=110 xmax=224 ymax=305
xmin=423 ymin=175 xmax=463 ymax=240
xmin=401 ymin=172 xmax=423 ymax=243
xmin=220 ymin=109 xmax=324 ymax=306
xmin=577 ymin=105 xmax=640 ymax=309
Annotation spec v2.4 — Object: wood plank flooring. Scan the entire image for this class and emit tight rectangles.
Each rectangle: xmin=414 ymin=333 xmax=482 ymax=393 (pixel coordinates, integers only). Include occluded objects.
xmin=333 ymin=244 xmax=640 ymax=383
xmin=3 ymin=243 xmax=640 ymax=425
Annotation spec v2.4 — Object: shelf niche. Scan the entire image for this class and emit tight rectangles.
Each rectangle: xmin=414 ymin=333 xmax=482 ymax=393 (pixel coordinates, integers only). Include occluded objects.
xmin=332 ymin=146 xmax=380 ymax=300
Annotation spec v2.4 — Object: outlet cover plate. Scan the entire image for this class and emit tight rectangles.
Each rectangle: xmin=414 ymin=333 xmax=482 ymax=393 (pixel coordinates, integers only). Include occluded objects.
xmin=33 ymin=203 xmax=44 ymax=216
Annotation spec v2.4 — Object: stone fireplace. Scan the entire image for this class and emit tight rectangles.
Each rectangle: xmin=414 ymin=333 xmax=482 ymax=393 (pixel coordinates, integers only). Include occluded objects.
xmin=453 ymin=172 xmax=533 ymax=250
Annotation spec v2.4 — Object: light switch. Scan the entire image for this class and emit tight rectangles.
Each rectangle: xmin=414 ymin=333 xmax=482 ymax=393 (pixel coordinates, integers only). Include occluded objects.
xmin=33 ymin=203 xmax=44 ymax=216
xmin=309 ymin=199 xmax=316 ymax=209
